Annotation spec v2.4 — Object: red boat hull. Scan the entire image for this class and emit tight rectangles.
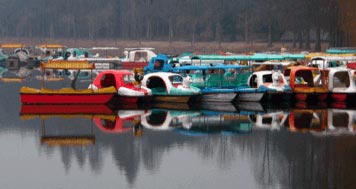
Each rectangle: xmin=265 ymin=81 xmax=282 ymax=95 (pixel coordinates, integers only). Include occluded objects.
xmin=331 ymin=93 xmax=347 ymax=102
xmin=20 ymin=93 xmax=114 ymax=104
xmin=20 ymin=104 xmax=114 ymax=115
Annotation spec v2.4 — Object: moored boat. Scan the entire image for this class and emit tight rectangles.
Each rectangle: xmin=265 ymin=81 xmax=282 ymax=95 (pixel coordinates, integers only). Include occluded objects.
xmin=141 ymin=72 xmax=201 ymax=103
xmin=327 ymin=67 xmax=356 ymax=102
xmin=89 ymin=69 xmax=152 ymax=104
xmin=120 ymin=48 xmax=156 ymax=69
xmin=244 ymin=70 xmax=292 ymax=102
xmin=284 ymin=66 xmax=328 ymax=102
xmin=20 ymin=60 xmax=117 ymax=104
xmin=173 ymin=64 xmax=251 ymax=102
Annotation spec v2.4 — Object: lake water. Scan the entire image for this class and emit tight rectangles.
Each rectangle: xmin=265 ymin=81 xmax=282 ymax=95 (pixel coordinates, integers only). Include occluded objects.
xmin=1 ymin=79 xmax=356 ymax=189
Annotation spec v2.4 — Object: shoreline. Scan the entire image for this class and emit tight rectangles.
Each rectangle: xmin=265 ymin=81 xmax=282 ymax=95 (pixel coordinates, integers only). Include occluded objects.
xmin=0 ymin=37 xmax=330 ymax=55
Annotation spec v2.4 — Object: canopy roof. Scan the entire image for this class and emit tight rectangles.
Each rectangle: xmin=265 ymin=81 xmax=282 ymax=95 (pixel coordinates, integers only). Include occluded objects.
xmin=189 ymin=53 xmax=305 ymax=61
xmin=0 ymin=43 xmax=25 ymax=48
xmin=172 ymin=64 xmax=250 ymax=71
xmin=326 ymin=48 xmax=356 ymax=54
xmin=37 ymin=44 xmax=66 ymax=49
xmin=41 ymin=60 xmax=95 ymax=69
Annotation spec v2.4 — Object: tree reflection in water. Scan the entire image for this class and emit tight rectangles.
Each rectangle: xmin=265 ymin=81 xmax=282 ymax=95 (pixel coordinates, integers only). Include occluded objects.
xmin=19 ymin=104 xmax=356 ymax=188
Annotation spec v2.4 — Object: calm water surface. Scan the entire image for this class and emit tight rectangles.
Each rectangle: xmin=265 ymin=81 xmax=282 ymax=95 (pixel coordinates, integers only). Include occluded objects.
xmin=1 ymin=80 xmax=356 ymax=189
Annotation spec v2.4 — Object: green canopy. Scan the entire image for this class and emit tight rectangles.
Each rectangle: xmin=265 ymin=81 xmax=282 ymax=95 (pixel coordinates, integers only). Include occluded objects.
xmin=326 ymin=48 xmax=356 ymax=54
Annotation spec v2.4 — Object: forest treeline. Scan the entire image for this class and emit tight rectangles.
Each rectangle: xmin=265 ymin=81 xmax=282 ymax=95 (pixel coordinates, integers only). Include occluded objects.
xmin=0 ymin=0 xmax=352 ymax=50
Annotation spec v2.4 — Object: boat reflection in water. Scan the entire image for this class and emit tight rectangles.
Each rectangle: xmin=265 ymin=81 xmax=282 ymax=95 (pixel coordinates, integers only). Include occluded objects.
xmin=285 ymin=107 xmax=356 ymax=135
xmin=248 ymin=110 xmax=289 ymax=130
xmin=21 ymin=113 xmax=96 ymax=146
xmin=142 ymin=102 xmax=252 ymax=135
xmin=16 ymin=100 xmax=356 ymax=188
xmin=20 ymin=104 xmax=149 ymax=145
xmin=140 ymin=108 xmax=201 ymax=131
xmin=94 ymin=109 xmax=148 ymax=136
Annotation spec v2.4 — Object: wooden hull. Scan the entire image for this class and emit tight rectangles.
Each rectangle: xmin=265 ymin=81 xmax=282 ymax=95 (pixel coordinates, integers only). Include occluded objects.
xmin=152 ymin=95 xmax=192 ymax=103
xmin=21 ymin=93 xmax=114 ymax=104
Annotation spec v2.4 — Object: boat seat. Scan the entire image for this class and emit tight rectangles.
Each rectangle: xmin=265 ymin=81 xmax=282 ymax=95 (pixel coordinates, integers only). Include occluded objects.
xmin=101 ymin=74 xmax=116 ymax=88
xmin=223 ymin=72 xmax=250 ymax=87
xmin=206 ymin=74 xmax=223 ymax=87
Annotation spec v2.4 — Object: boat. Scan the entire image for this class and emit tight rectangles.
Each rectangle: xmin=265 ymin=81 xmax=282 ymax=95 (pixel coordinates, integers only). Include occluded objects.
xmin=54 ymin=47 xmax=121 ymax=80
xmin=141 ymin=72 xmax=201 ymax=103
xmin=36 ymin=44 xmax=67 ymax=61
xmin=120 ymin=47 xmax=156 ymax=69
xmin=245 ymin=70 xmax=292 ymax=102
xmin=172 ymin=64 xmax=251 ymax=102
xmin=283 ymin=66 xmax=328 ymax=102
xmin=308 ymin=55 xmax=356 ymax=69
xmin=327 ymin=67 xmax=356 ymax=102
xmin=20 ymin=60 xmax=117 ymax=104
xmin=0 ymin=43 xmax=40 ymax=79
xmin=89 ymin=69 xmax=152 ymax=103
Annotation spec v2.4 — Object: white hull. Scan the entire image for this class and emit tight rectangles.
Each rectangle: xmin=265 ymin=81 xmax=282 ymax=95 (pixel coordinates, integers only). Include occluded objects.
xmin=236 ymin=93 xmax=264 ymax=102
xmin=200 ymin=93 xmax=236 ymax=102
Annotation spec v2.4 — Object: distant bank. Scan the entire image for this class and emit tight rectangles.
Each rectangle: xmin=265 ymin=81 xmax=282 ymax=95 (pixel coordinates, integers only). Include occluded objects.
xmin=0 ymin=37 xmax=330 ymax=55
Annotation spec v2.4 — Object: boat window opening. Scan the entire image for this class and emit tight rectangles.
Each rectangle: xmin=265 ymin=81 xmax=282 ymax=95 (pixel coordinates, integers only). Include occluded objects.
xmin=263 ymin=74 xmax=273 ymax=83
xmin=295 ymin=71 xmax=314 ymax=87
xmin=101 ymin=74 xmax=116 ymax=88
xmin=123 ymin=74 xmax=135 ymax=84
xmin=248 ymin=115 xmax=257 ymax=122
xmin=100 ymin=119 xmax=116 ymax=130
xmin=284 ymin=68 xmax=291 ymax=77
xmin=147 ymin=111 xmax=168 ymax=126
xmin=169 ymin=75 xmax=183 ymax=85
xmin=328 ymin=61 xmax=337 ymax=67
xmin=250 ymin=75 xmax=258 ymax=87
xmin=262 ymin=117 xmax=273 ymax=124
xmin=332 ymin=113 xmax=349 ymax=128
xmin=147 ymin=76 xmax=166 ymax=90
xmin=45 ymin=70 xmax=51 ymax=76
xmin=80 ymin=72 xmax=89 ymax=77
xmin=134 ymin=52 xmax=148 ymax=61
xmin=154 ymin=60 xmax=164 ymax=70
xmin=333 ymin=72 xmax=350 ymax=88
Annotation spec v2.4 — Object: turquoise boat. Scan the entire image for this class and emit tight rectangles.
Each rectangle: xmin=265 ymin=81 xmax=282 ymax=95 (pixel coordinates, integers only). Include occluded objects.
xmin=173 ymin=64 xmax=252 ymax=102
